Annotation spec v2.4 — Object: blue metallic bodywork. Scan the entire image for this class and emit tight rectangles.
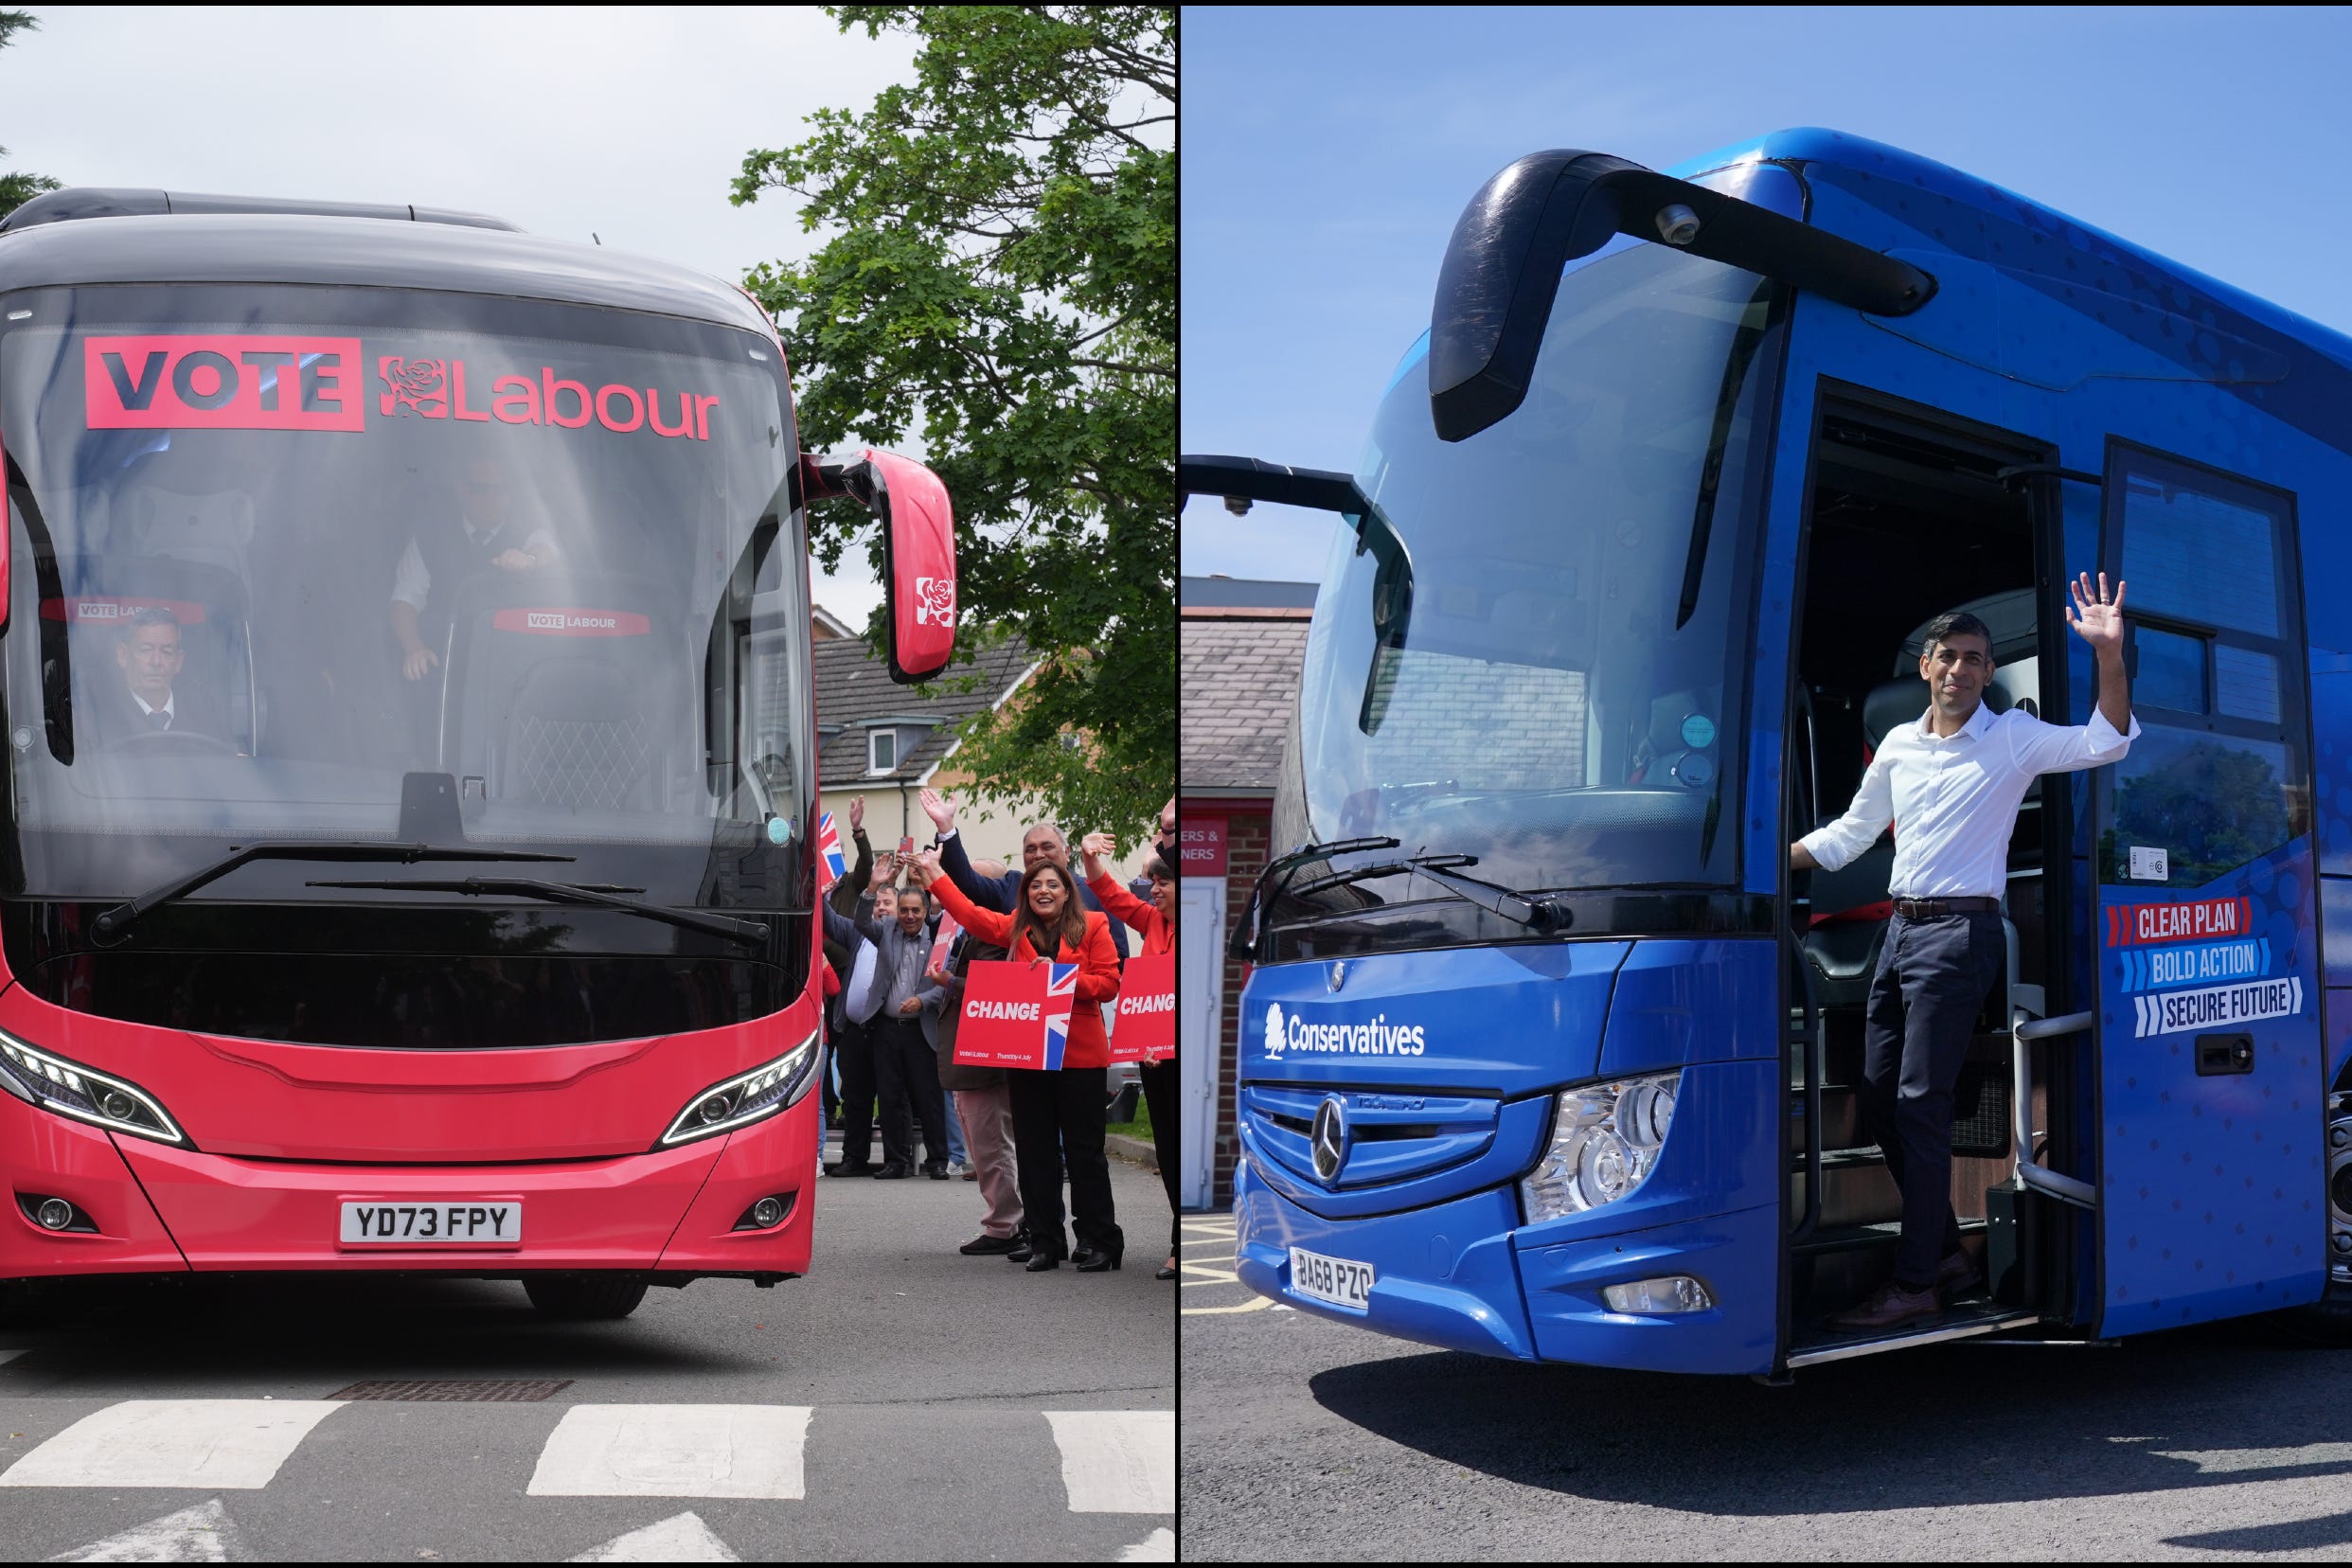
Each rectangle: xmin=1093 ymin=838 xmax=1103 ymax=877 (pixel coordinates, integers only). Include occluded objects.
xmin=1243 ymin=126 xmax=2352 ymax=1370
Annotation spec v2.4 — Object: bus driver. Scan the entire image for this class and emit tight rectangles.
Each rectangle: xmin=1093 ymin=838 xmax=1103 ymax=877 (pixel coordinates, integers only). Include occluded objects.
xmin=1791 ymin=573 xmax=2135 ymax=1331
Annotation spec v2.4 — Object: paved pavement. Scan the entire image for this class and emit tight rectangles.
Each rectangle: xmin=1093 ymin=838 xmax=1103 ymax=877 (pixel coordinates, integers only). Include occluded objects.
xmin=0 ymin=1138 xmax=1174 ymax=1561
xmin=1183 ymin=1211 xmax=2352 ymax=1560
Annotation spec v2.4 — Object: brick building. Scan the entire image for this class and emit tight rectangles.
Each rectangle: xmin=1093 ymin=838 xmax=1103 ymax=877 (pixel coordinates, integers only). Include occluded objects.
xmin=1180 ymin=575 xmax=1313 ymax=1207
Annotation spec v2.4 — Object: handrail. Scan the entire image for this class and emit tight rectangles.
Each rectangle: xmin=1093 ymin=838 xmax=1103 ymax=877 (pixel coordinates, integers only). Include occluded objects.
xmin=1787 ymin=924 xmax=1824 ymax=1239
xmin=2012 ymin=1007 xmax=2096 ymax=1209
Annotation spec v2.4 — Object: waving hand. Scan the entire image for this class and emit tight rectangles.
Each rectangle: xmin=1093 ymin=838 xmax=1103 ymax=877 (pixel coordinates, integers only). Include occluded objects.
xmin=2065 ymin=571 xmax=2127 ymax=650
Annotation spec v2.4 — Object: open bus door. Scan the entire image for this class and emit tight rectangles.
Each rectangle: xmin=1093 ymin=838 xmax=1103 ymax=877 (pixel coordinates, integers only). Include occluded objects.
xmin=2083 ymin=442 xmax=2326 ymax=1335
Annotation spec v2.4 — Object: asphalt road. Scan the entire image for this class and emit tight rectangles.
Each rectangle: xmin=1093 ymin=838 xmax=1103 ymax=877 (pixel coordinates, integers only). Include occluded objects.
xmin=1183 ymin=1212 xmax=2352 ymax=1560
xmin=0 ymin=1141 xmax=1174 ymax=1562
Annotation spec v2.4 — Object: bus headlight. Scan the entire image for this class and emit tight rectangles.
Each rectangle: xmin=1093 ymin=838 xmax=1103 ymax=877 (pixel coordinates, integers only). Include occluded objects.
xmin=657 ymin=1030 xmax=821 ymax=1148
xmin=1520 ymin=1071 xmax=1679 ymax=1221
xmin=0 ymin=1030 xmax=187 ymax=1146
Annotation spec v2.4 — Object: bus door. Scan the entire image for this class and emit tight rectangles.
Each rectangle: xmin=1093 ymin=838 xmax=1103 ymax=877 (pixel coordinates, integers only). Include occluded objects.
xmin=2089 ymin=442 xmax=2325 ymax=1336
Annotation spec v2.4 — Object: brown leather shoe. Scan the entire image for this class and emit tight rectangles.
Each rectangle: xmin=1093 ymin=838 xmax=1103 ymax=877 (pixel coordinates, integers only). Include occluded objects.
xmin=1828 ymin=1279 xmax=1942 ymax=1331
xmin=1935 ymin=1249 xmax=1983 ymax=1301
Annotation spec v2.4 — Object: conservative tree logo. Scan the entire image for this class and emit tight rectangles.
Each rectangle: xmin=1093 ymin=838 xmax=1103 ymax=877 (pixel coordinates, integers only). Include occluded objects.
xmin=1263 ymin=1003 xmax=1285 ymax=1059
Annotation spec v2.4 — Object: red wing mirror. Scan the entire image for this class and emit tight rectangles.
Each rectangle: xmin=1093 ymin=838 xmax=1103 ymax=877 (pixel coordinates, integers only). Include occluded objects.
xmin=801 ymin=447 xmax=956 ymax=685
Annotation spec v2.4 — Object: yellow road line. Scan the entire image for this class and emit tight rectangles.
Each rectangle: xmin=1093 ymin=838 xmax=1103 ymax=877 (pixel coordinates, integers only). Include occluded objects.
xmin=1182 ymin=1295 xmax=1274 ymax=1315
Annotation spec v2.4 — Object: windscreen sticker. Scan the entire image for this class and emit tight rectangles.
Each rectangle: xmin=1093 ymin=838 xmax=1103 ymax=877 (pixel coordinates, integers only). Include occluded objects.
xmin=377 ymin=356 xmax=719 ymax=439
xmin=78 ymin=336 xmax=721 ymax=442
xmin=491 ymin=608 xmax=652 ymax=637
xmin=84 ymin=335 xmax=364 ymax=432
xmin=41 ymin=596 xmax=209 ymax=625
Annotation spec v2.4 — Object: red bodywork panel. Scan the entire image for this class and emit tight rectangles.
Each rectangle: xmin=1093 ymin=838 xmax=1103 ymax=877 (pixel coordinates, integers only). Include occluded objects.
xmin=0 ymin=941 xmax=825 ymax=1280
xmin=0 ymin=984 xmax=819 ymax=1163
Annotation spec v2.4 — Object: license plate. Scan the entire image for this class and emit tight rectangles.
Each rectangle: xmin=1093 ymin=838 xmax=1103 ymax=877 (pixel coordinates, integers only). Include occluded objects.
xmin=1290 ymin=1245 xmax=1373 ymax=1310
xmin=339 ymin=1202 xmax=522 ymax=1245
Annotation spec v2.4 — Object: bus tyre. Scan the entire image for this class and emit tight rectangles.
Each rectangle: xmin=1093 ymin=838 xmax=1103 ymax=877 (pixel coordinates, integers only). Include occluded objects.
xmin=2266 ymin=1295 xmax=2352 ymax=1346
xmin=524 ymin=1275 xmax=650 ymax=1320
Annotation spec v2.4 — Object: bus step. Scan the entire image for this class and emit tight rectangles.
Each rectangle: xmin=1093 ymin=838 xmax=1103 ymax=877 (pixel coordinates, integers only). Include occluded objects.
xmin=1792 ymin=1217 xmax=1987 ymax=1257
xmin=1786 ymin=1300 xmax=2043 ymax=1369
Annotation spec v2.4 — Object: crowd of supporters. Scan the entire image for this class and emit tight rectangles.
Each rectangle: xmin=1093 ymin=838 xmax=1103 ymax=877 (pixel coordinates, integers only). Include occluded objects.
xmin=817 ymin=791 xmax=1180 ymax=1280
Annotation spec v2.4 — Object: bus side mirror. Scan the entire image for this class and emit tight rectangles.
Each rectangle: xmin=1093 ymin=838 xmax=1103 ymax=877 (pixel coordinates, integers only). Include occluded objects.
xmin=801 ymin=447 xmax=956 ymax=685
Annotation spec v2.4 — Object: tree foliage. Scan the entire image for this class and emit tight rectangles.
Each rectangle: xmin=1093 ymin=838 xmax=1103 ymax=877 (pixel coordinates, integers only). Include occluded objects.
xmin=735 ymin=6 xmax=1173 ymax=847
xmin=0 ymin=11 xmax=58 ymax=219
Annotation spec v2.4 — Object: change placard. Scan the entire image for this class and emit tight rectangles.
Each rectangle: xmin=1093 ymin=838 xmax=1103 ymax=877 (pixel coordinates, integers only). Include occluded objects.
xmin=953 ymin=960 xmax=1079 ymax=1070
xmin=1109 ymin=953 xmax=1174 ymax=1062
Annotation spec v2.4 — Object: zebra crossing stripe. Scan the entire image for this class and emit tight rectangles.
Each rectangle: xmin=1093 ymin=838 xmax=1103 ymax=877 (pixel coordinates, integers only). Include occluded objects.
xmin=1044 ymin=1410 xmax=1174 ymax=1513
xmin=527 ymin=1405 xmax=812 ymax=1499
xmin=0 ymin=1399 xmax=341 ymax=1489
xmin=43 ymin=1498 xmax=241 ymax=1562
xmin=1118 ymin=1526 xmax=1178 ymax=1561
xmin=567 ymin=1511 xmax=740 ymax=1562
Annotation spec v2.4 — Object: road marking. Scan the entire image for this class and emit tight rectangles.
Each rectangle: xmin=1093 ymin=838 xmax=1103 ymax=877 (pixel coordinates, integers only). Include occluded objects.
xmin=1043 ymin=1410 xmax=1173 ymax=1513
xmin=528 ymin=1405 xmax=812 ymax=1499
xmin=1 ymin=1400 xmax=340 ymax=1489
xmin=1117 ymin=1526 xmax=1177 ymax=1561
xmin=45 ymin=1498 xmax=241 ymax=1562
xmin=1182 ymin=1296 xmax=1274 ymax=1315
xmin=567 ymin=1511 xmax=740 ymax=1562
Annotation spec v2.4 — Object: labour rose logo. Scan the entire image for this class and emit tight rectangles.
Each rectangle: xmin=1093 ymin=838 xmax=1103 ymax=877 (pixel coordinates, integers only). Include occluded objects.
xmin=377 ymin=356 xmax=447 ymax=417
xmin=1263 ymin=1003 xmax=1285 ymax=1059
xmin=913 ymin=576 xmax=955 ymax=627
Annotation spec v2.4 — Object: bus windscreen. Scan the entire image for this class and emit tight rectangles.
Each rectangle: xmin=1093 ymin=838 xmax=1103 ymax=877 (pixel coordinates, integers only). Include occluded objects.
xmin=0 ymin=283 xmax=811 ymax=929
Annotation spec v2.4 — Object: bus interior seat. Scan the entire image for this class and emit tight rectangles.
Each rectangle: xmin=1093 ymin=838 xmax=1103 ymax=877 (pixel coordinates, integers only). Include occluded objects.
xmin=441 ymin=571 xmax=683 ymax=813
xmin=120 ymin=484 xmax=256 ymax=583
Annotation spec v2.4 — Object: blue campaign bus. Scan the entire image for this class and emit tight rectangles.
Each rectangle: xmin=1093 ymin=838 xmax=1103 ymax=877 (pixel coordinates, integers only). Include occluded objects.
xmin=1181 ymin=129 xmax=2352 ymax=1376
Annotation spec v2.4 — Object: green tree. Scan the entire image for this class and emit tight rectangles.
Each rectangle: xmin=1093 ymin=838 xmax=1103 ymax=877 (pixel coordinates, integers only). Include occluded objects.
xmin=0 ymin=11 xmax=58 ymax=219
xmin=734 ymin=6 xmax=1173 ymax=846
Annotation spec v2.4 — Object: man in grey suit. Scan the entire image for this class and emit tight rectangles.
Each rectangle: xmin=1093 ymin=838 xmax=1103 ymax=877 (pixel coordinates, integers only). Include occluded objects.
xmin=854 ymin=852 xmax=950 ymax=1180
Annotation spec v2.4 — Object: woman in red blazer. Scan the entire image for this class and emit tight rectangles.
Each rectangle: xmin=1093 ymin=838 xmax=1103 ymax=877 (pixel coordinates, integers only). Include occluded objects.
xmin=1081 ymin=832 xmax=1178 ymax=1281
xmin=916 ymin=849 xmax=1126 ymax=1271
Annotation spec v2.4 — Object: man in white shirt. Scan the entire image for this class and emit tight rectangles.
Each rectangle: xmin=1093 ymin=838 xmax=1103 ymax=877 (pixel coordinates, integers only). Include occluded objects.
xmin=387 ymin=456 xmax=560 ymax=683
xmin=1794 ymin=573 xmax=2136 ymax=1331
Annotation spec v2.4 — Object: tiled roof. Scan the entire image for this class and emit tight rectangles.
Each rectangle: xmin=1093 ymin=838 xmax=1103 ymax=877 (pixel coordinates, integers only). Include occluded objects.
xmin=1182 ymin=614 xmax=1308 ymax=791
xmin=813 ymin=635 xmax=1038 ymax=787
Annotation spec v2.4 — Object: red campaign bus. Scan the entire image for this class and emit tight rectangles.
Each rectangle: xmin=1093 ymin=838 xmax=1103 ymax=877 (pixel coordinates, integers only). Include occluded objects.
xmin=0 ymin=187 xmax=955 ymax=1320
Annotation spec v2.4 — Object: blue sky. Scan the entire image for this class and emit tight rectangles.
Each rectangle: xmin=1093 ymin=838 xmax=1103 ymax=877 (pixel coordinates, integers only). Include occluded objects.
xmin=1182 ymin=6 xmax=2352 ymax=585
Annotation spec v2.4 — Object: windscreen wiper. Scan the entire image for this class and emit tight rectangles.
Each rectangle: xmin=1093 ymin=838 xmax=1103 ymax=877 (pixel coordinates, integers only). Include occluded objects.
xmin=1227 ymin=836 xmax=1400 ymax=961
xmin=308 ymin=877 xmax=767 ymax=947
xmin=93 ymin=842 xmax=575 ymax=943
xmin=1294 ymin=853 xmax=1572 ymax=933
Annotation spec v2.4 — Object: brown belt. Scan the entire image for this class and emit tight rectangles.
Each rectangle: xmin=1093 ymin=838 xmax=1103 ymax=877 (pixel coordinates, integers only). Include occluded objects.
xmin=1892 ymin=896 xmax=2001 ymax=918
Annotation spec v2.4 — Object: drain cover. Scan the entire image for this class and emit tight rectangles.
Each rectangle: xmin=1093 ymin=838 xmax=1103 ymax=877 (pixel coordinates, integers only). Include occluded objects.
xmin=329 ymin=1379 xmax=572 ymax=1402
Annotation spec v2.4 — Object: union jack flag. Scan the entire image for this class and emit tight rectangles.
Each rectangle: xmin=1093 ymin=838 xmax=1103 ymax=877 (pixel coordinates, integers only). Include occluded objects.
xmin=815 ymin=811 xmax=846 ymax=891
xmin=1042 ymin=961 xmax=1079 ymax=1069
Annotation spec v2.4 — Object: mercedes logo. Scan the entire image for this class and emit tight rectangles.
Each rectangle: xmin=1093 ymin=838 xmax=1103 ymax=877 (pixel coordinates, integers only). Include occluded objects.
xmin=1311 ymin=1096 xmax=1347 ymax=1183
xmin=1327 ymin=960 xmax=1349 ymax=992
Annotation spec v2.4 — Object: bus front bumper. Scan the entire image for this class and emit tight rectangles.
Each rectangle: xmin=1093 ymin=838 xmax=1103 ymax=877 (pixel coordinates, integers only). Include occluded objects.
xmin=0 ymin=1086 xmax=820 ymax=1281
xmin=1235 ymin=1157 xmax=1778 ymax=1375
